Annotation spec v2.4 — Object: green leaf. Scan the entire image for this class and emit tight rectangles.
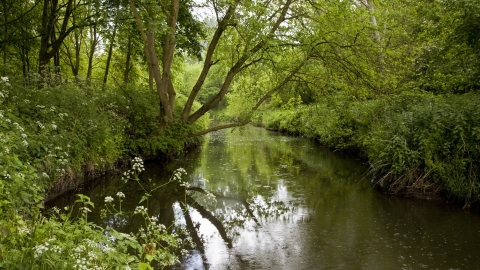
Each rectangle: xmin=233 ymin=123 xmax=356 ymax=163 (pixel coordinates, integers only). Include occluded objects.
xmin=138 ymin=262 xmax=153 ymax=270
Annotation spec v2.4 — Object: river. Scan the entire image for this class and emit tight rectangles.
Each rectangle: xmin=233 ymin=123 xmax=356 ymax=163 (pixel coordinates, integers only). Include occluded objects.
xmin=50 ymin=126 xmax=480 ymax=269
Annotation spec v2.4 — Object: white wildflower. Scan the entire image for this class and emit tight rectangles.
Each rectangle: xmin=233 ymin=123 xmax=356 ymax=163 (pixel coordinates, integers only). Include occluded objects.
xmin=104 ymin=196 xmax=114 ymax=203
xmin=81 ymin=207 xmax=92 ymax=214
xmin=134 ymin=206 xmax=147 ymax=214
xmin=17 ymin=226 xmax=30 ymax=235
xmin=116 ymin=192 xmax=125 ymax=198
xmin=33 ymin=244 xmax=49 ymax=258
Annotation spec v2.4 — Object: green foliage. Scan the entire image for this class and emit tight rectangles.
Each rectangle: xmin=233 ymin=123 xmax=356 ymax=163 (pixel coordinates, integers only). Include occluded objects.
xmin=0 ymin=73 xmax=126 ymax=182
xmin=409 ymin=0 xmax=480 ymax=93
xmin=260 ymin=91 xmax=480 ymax=204
xmin=114 ymin=84 xmax=208 ymax=156
xmin=0 ymin=159 xmax=190 ymax=269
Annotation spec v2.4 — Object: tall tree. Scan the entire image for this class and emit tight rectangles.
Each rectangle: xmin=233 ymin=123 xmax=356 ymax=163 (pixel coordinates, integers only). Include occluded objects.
xmin=129 ymin=0 xmax=311 ymax=134
xmin=38 ymin=0 xmax=94 ymax=73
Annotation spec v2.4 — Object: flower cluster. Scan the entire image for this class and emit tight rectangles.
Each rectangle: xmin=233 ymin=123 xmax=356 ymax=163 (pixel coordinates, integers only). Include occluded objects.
xmin=1 ymin=76 xmax=10 ymax=87
xmin=33 ymin=238 xmax=62 ymax=259
xmin=132 ymin=157 xmax=144 ymax=172
xmin=134 ymin=206 xmax=147 ymax=214
xmin=17 ymin=226 xmax=30 ymax=235
xmin=122 ymin=157 xmax=145 ymax=182
xmin=71 ymin=239 xmax=105 ymax=270
xmin=172 ymin=167 xmax=187 ymax=181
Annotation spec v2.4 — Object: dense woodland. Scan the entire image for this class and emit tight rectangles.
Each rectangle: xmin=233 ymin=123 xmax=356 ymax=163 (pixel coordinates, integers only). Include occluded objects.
xmin=1 ymin=0 xmax=480 ymax=268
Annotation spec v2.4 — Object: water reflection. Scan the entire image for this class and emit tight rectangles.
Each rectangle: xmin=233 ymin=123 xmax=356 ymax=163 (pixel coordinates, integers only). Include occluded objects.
xmin=50 ymin=126 xmax=480 ymax=269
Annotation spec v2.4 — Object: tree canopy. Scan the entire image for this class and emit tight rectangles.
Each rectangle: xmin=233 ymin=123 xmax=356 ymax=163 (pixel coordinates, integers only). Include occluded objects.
xmin=1 ymin=0 xmax=479 ymax=135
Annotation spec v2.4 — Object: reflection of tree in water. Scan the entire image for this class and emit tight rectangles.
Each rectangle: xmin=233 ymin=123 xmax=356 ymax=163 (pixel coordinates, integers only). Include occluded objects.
xmin=97 ymin=175 xmax=294 ymax=269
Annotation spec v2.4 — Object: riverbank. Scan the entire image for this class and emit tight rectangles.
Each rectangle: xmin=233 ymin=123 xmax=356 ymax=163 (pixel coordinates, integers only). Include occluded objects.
xmin=0 ymin=76 xmax=206 ymax=268
xmin=0 ymin=74 xmax=208 ymax=202
xmin=253 ymin=91 xmax=480 ymax=208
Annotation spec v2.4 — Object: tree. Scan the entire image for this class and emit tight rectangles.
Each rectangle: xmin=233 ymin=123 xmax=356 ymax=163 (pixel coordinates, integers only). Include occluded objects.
xmin=129 ymin=0 xmax=312 ymax=135
xmin=38 ymin=0 xmax=96 ymax=73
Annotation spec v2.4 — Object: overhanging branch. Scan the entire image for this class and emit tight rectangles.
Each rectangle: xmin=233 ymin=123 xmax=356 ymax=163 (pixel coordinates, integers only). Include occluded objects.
xmin=192 ymin=59 xmax=307 ymax=136
xmin=192 ymin=121 xmax=250 ymax=136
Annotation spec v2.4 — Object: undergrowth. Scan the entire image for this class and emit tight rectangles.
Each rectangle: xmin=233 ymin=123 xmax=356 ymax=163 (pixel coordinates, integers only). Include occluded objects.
xmin=257 ymin=91 xmax=480 ymax=206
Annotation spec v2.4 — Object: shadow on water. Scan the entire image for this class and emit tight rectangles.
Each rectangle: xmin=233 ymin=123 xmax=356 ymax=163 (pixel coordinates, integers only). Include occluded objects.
xmin=49 ymin=126 xmax=480 ymax=270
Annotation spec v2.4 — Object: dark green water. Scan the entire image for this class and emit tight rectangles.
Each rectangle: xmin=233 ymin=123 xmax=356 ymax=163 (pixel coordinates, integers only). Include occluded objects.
xmin=51 ymin=126 xmax=480 ymax=269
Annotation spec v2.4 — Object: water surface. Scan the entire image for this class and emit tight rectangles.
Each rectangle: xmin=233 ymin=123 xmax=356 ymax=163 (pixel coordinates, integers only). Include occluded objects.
xmin=52 ymin=126 xmax=480 ymax=269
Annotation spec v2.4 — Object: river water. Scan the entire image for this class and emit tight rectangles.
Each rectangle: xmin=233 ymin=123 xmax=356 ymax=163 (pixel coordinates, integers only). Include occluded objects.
xmin=51 ymin=126 xmax=480 ymax=269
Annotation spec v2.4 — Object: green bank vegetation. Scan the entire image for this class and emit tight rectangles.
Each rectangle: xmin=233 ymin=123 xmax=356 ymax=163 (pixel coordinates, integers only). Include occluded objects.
xmin=222 ymin=0 xmax=480 ymax=205
xmin=1 ymin=0 xmax=480 ymax=268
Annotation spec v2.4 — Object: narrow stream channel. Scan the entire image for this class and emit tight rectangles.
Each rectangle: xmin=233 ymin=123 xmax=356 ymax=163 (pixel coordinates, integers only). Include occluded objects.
xmin=51 ymin=126 xmax=480 ymax=269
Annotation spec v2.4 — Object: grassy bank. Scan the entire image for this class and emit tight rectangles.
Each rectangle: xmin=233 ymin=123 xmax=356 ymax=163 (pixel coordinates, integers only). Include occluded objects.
xmin=0 ymin=74 xmax=207 ymax=268
xmin=255 ymin=92 xmax=480 ymax=207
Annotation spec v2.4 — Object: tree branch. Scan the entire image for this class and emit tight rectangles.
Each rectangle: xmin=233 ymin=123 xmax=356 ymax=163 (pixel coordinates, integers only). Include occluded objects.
xmin=187 ymin=0 xmax=294 ymax=124
xmin=187 ymin=187 xmax=261 ymax=225
xmin=0 ymin=0 xmax=42 ymax=27
xmin=185 ymin=195 xmax=232 ymax=248
xmin=192 ymin=58 xmax=306 ymax=136
xmin=181 ymin=0 xmax=240 ymax=122
xmin=192 ymin=121 xmax=250 ymax=136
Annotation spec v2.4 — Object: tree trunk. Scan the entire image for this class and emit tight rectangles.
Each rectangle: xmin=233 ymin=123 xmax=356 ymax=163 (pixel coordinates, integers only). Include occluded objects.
xmin=2 ymin=1 xmax=7 ymax=76
xmin=129 ymin=0 xmax=179 ymax=125
xmin=73 ymin=31 xmax=81 ymax=77
xmin=180 ymin=2 xmax=240 ymax=122
xmin=365 ymin=0 xmax=385 ymax=75
xmin=38 ymin=0 xmax=75 ymax=74
xmin=52 ymin=27 xmax=60 ymax=73
xmin=159 ymin=0 xmax=180 ymax=120
xmin=21 ymin=48 xmax=27 ymax=78
xmin=123 ymin=34 xmax=133 ymax=84
xmin=103 ymin=25 xmax=117 ymax=87
xmin=86 ymin=23 xmax=98 ymax=82
xmin=187 ymin=0 xmax=293 ymax=124
xmin=38 ymin=0 xmax=55 ymax=72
